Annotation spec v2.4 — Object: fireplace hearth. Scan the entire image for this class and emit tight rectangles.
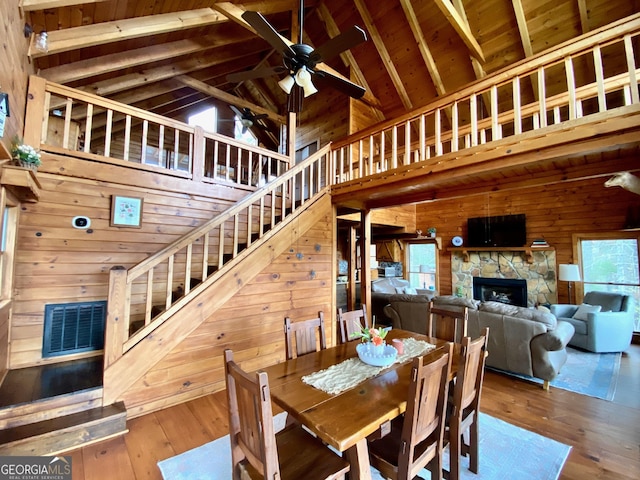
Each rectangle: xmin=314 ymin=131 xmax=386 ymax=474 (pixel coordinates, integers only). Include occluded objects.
xmin=472 ymin=277 xmax=528 ymax=307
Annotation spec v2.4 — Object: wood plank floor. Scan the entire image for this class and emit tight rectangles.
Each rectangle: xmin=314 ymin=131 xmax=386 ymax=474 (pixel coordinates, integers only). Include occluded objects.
xmin=66 ymin=344 xmax=640 ymax=480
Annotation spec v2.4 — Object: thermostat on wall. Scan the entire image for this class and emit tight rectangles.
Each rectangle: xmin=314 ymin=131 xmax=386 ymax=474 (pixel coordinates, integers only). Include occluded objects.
xmin=452 ymin=236 xmax=463 ymax=247
xmin=72 ymin=216 xmax=91 ymax=229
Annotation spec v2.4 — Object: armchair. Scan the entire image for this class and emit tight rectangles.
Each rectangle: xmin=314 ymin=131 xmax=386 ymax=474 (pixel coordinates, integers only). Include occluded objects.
xmin=551 ymin=291 xmax=635 ymax=353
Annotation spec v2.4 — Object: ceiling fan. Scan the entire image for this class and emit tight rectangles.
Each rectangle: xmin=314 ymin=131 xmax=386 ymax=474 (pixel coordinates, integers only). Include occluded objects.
xmin=226 ymin=0 xmax=367 ymax=110
xmin=222 ymin=105 xmax=269 ymax=134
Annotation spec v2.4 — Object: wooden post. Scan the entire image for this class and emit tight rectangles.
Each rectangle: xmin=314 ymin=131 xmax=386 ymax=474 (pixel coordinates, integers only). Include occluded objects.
xmin=348 ymin=225 xmax=357 ymax=310
xmin=104 ymin=266 xmax=128 ymax=370
xmin=23 ymin=76 xmax=47 ymax=148
xmin=192 ymin=125 xmax=205 ymax=183
xmin=360 ymin=209 xmax=372 ymax=323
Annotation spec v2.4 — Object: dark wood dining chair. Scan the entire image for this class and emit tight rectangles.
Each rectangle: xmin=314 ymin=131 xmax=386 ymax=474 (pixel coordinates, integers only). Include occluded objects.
xmin=337 ymin=305 xmax=370 ymax=344
xmin=284 ymin=311 xmax=327 ymax=360
xmin=445 ymin=327 xmax=489 ymax=480
xmin=367 ymin=342 xmax=453 ymax=480
xmin=428 ymin=302 xmax=469 ymax=343
xmin=224 ymin=349 xmax=350 ymax=480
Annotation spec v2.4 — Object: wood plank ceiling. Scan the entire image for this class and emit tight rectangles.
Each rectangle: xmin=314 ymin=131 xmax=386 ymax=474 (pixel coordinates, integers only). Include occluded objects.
xmin=23 ymin=0 xmax=640 ymax=155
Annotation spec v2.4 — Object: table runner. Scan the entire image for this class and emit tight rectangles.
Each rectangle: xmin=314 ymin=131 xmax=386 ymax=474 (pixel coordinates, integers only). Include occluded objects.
xmin=302 ymin=338 xmax=436 ymax=395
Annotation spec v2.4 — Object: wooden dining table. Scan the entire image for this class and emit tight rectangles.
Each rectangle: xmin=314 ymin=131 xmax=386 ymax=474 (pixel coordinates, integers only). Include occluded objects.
xmin=256 ymin=329 xmax=458 ymax=480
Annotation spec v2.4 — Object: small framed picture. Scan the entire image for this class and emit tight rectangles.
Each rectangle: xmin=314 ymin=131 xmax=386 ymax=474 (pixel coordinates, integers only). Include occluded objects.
xmin=110 ymin=195 xmax=143 ymax=228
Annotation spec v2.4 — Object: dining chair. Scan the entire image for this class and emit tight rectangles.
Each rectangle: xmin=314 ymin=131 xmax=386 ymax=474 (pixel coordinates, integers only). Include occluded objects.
xmin=427 ymin=302 xmax=469 ymax=343
xmin=224 ymin=349 xmax=350 ymax=480
xmin=367 ymin=342 xmax=453 ymax=480
xmin=337 ymin=305 xmax=370 ymax=344
xmin=445 ymin=327 xmax=489 ymax=480
xmin=284 ymin=311 xmax=327 ymax=360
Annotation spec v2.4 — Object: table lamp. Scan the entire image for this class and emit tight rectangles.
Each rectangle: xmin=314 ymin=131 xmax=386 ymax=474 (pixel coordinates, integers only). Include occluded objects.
xmin=419 ymin=265 xmax=430 ymax=289
xmin=558 ymin=264 xmax=581 ymax=303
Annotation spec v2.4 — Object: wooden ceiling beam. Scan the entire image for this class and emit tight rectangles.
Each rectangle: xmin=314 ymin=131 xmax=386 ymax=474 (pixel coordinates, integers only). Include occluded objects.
xmin=511 ymin=0 xmax=533 ymax=57
xmin=316 ymin=3 xmax=384 ymax=121
xmin=177 ymin=76 xmax=286 ymax=124
xmin=40 ymin=30 xmax=256 ymax=85
xmin=578 ymin=0 xmax=590 ymax=33
xmin=353 ymin=0 xmax=413 ymax=110
xmin=399 ymin=0 xmax=445 ymax=97
xmin=432 ymin=0 xmax=485 ymax=62
xmin=28 ymin=8 xmax=225 ymax=58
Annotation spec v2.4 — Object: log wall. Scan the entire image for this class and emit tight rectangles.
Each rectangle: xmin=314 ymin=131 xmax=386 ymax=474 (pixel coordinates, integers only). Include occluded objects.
xmin=415 ymin=172 xmax=639 ymax=304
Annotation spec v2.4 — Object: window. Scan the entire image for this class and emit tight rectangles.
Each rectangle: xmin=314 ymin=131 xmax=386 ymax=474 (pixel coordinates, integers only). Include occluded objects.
xmin=188 ymin=107 xmax=217 ymax=132
xmin=577 ymin=234 xmax=640 ymax=332
xmin=406 ymin=242 xmax=438 ymax=291
xmin=0 ymin=203 xmax=18 ymax=301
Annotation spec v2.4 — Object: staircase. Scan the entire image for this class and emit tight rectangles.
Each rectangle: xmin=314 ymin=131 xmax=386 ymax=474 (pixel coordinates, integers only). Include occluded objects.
xmin=0 ymin=357 xmax=127 ymax=455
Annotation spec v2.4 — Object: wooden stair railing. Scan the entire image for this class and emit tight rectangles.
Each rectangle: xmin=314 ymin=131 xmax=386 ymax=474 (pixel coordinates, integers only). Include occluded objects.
xmin=104 ymin=144 xmax=331 ymax=375
xmin=330 ymin=13 xmax=640 ymax=183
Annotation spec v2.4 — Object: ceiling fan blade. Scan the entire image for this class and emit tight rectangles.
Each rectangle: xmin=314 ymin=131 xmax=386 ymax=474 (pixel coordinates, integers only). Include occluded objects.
xmin=252 ymin=113 xmax=269 ymax=121
xmin=242 ymin=11 xmax=296 ymax=57
xmin=310 ymin=26 xmax=367 ymax=64
xmin=229 ymin=105 xmax=244 ymax=118
xmin=226 ymin=65 xmax=287 ymax=83
xmin=314 ymin=69 xmax=366 ymax=99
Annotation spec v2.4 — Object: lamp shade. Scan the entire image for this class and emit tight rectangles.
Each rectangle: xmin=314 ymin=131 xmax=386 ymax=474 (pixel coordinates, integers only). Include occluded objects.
xmin=278 ymin=74 xmax=295 ymax=94
xmin=419 ymin=265 xmax=430 ymax=274
xmin=558 ymin=264 xmax=581 ymax=282
xmin=295 ymin=67 xmax=318 ymax=97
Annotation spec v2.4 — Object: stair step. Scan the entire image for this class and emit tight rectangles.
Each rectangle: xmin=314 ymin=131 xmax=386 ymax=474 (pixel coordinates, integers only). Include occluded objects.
xmin=0 ymin=401 xmax=128 ymax=455
xmin=0 ymin=387 xmax=103 ymax=431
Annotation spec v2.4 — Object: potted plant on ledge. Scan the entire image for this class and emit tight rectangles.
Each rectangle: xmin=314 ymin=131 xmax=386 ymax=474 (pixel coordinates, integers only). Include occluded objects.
xmin=427 ymin=227 xmax=436 ymax=238
xmin=11 ymin=137 xmax=41 ymax=171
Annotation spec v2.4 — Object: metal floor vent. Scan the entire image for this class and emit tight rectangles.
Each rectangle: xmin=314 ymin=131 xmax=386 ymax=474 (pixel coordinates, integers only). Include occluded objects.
xmin=43 ymin=301 xmax=107 ymax=357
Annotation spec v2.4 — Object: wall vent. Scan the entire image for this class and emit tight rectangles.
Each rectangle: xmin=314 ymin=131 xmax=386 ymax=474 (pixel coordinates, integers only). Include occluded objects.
xmin=43 ymin=301 xmax=107 ymax=357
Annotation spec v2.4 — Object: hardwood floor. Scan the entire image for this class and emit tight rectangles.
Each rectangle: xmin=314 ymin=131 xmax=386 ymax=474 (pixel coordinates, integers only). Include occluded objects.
xmin=66 ymin=344 xmax=640 ymax=480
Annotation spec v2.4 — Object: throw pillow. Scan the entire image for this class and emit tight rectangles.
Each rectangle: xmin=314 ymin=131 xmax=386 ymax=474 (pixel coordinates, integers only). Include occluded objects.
xmin=536 ymin=305 xmax=551 ymax=314
xmin=572 ymin=303 xmax=602 ymax=320
xmin=403 ymin=286 xmax=418 ymax=295
xmin=433 ymin=295 xmax=480 ymax=310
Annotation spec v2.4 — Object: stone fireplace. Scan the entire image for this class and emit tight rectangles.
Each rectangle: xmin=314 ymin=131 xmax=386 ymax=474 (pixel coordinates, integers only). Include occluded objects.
xmin=451 ymin=249 xmax=557 ymax=306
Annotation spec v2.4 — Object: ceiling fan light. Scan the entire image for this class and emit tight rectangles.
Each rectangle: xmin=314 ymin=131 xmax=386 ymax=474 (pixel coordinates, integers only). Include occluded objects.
xmin=295 ymin=67 xmax=318 ymax=97
xmin=278 ymin=74 xmax=296 ymax=94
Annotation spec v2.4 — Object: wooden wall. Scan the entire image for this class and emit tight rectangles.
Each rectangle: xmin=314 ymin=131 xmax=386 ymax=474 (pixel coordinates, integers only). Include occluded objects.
xmin=0 ymin=2 xmax=34 ymax=151
xmin=10 ymin=153 xmax=259 ymax=368
xmin=416 ymin=172 xmax=640 ymax=304
xmin=120 ymin=210 xmax=334 ymax=417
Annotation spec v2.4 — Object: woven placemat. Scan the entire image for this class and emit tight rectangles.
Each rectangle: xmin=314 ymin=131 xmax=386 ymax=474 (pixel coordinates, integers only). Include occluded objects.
xmin=301 ymin=338 xmax=435 ymax=395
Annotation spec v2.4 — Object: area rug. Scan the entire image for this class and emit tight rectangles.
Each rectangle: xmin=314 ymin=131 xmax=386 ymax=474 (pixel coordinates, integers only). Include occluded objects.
xmin=492 ymin=346 xmax=621 ymax=400
xmin=157 ymin=412 xmax=571 ymax=480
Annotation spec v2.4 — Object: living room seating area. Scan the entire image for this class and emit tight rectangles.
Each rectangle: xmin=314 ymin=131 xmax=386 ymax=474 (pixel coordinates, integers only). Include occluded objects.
xmin=551 ymin=291 xmax=635 ymax=353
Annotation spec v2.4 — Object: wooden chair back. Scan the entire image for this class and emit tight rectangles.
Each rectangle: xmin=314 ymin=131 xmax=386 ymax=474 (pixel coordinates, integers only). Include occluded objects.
xmin=284 ymin=312 xmax=327 ymax=360
xmin=447 ymin=327 xmax=490 ymax=480
xmin=224 ymin=349 xmax=350 ymax=480
xmin=368 ymin=343 xmax=453 ymax=480
xmin=428 ymin=302 xmax=469 ymax=343
xmin=337 ymin=305 xmax=370 ymax=343
xmin=224 ymin=349 xmax=279 ymax=479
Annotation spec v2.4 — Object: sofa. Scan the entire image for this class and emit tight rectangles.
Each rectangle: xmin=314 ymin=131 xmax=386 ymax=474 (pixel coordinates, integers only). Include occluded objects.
xmin=371 ymin=278 xmax=437 ymax=326
xmin=386 ymin=294 xmax=575 ymax=387
xmin=550 ymin=291 xmax=635 ymax=353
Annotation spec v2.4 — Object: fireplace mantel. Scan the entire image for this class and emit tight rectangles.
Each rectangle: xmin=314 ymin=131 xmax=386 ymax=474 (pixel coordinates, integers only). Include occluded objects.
xmin=448 ymin=246 xmax=554 ymax=264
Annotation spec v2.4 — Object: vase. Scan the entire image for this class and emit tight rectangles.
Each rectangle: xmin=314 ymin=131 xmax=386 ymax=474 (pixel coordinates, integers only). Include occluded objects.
xmin=15 ymin=159 xmax=38 ymax=171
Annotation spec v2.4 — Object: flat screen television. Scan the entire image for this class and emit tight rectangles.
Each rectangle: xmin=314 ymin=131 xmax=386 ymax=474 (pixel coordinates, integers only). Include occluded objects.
xmin=467 ymin=214 xmax=526 ymax=247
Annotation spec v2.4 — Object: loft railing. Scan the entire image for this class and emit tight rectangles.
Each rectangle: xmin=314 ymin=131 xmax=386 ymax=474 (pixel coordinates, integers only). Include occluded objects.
xmin=331 ymin=14 xmax=640 ymax=183
xmin=104 ymin=144 xmax=331 ymax=366
xmin=23 ymin=76 xmax=290 ymax=189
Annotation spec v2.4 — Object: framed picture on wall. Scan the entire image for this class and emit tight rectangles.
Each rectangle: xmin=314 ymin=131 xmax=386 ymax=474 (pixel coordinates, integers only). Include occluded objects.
xmin=110 ymin=195 xmax=143 ymax=228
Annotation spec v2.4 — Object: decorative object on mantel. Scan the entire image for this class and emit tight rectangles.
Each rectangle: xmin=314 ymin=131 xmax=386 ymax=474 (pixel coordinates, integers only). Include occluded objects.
xmin=530 ymin=238 xmax=549 ymax=248
xmin=452 ymin=235 xmax=463 ymax=247
xmin=10 ymin=136 xmax=41 ymax=170
xmin=558 ymin=264 xmax=581 ymax=304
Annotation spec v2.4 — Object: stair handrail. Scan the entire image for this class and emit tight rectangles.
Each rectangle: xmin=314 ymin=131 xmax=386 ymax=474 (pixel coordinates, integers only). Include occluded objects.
xmin=105 ymin=143 xmax=331 ymax=365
